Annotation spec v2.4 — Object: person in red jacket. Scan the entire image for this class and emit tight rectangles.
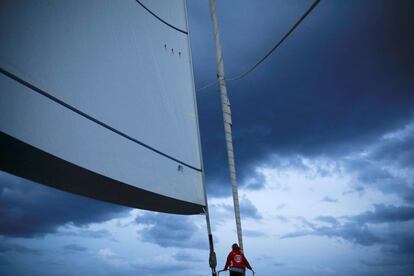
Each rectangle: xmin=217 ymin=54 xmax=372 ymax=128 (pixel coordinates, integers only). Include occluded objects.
xmin=224 ymin=243 xmax=252 ymax=275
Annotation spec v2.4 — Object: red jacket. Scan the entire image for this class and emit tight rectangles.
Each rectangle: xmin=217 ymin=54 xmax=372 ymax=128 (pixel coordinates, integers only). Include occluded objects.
xmin=224 ymin=249 xmax=252 ymax=271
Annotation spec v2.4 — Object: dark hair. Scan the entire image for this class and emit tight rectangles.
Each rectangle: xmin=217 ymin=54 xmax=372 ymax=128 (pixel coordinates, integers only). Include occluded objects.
xmin=232 ymin=243 xmax=239 ymax=250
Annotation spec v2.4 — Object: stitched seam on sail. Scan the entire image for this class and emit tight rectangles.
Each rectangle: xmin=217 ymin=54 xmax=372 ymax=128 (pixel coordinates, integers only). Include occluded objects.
xmin=0 ymin=68 xmax=202 ymax=172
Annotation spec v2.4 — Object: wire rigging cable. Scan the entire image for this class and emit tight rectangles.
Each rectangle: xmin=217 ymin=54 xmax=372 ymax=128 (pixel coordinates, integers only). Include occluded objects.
xmin=0 ymin=68 xmax=201 ymax=172
xmin=196 ymin=0 xmax=321 ymax=92
xmin=195 ymin=79 xmax=219 ymax=92
xmin=135 ymin=0 xmax=188 ymax=35
xmin=227 ymin=0 xmax=320 ymax=81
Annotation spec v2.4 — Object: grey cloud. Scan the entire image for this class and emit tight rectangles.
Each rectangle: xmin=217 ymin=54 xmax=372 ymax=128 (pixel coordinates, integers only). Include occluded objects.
xmin=276 ymin=203 xmax=287 ymax=210
xmin=36 ymin=260 xmax=61 ymax=266
xmin=58 ymin=228 xmax=116 ymax=241
xmin=0 ymin=172 xmax=129 ymax=238
xmin=172 ymin=252 xmax=203 ymax=263
xmin=283 ymin=205 xmax=414 ymax=255
xmin=343 ymin=125 xmax=414 ymax=203
xmin=63 ymin=244 xmax=87 ymax=252
xmin=243 ymin=230 xmax=267 ymax=238
xmin=356 ymin=169 xmax=413 ymax=203
xmin=353 ymin=204 xmax=414 ymax=225
xmin=281 ymin=230 xmax=311 ymax=239
xmin=218 ymin=198 xmax=262 ymax=220
xmin=259 ymin=155 xmax=310 ymax=173
xmin=0 ymin=257 xmax=9 ymax=266
xmin=359 ymin=255 xmax=414 ymax=276
xmin=316 ymin=216 xmax=339 ymax=226
xmin=312 ymin=267 xmax=337 ymax=275
xmin=380 ymin=222 xmax=414 ymax=256
xmin=283 ymin=221 xmax=383 ymax=246
xmin=135 ymin=212 xmax=207 ymax=249
xmin=372 ymin=126 xmax=414 ymax=170
xmin=295 ymin=216 xmax=317 ymax=229
xmin=240 ymin=198 xmax=262 ymax=220
xmin=321 ymin=196 xmax=338 ymax=203
xmin=349 ymin=159 xmax=393 ymax=184
xmin=346 ymin=159 xmax=411 ymax=199
xmin=243 ymin=170 xmax=266 ymax=191
xmin=360 ymin=258 xmax=413 ymax=267
xmin=0 ymin=242 xmax=42 ymax=255
xmin=209 ymin=203 xmax=233 ymax=226
xmin=275 ymin=215 xmax=289 ymax=223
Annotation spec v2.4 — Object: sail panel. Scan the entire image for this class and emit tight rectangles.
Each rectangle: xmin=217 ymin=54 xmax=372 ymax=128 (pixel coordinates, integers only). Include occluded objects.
xmin=0 ymin=0 xmax=199 ymax=168
xmin=0 ymin=0 xmax=205 ymax=213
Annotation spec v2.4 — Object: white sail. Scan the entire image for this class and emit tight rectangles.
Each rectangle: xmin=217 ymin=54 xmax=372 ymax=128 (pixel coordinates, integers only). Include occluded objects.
xmin=0 ymin=0 xmax=205 ymax=214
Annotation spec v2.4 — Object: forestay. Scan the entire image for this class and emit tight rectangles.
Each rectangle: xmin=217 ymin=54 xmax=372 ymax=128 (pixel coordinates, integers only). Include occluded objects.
xmin=0 ymin=0 xmax=206 ymax=214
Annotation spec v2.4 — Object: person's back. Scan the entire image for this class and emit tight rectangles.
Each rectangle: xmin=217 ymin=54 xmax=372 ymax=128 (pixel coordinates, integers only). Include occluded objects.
xmin=224 ymin=243 xmax=252 ymax=276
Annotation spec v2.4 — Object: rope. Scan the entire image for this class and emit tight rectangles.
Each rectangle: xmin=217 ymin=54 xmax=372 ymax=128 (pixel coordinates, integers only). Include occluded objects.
xmin=227 ymin=0 xmax=320 ymax=81
xmin=135 ymin=0 xmax=188 ymax=35
xmin=195 ymin=79 xmax=219 ymax=92
xmin=0 ymin=68 xmax=202 ymax=172
xmin=196 ymin=0 xmax=321 ymax=92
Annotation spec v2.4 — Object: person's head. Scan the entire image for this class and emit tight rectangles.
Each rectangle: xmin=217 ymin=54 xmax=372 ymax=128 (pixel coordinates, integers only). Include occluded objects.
xmin=232 ymin=243 xmax=240 ymax=251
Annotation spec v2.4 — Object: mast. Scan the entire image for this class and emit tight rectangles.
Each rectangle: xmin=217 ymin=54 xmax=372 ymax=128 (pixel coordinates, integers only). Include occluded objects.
xmin=204 ymin=198 xmax=218 ymax=276
xmin=208 ymin=0 xmax=244 ymax=250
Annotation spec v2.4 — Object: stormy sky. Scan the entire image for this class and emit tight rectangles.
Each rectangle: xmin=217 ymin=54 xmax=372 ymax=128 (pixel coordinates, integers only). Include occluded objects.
xmin=1 ymin=0 xmax=414 ymax=275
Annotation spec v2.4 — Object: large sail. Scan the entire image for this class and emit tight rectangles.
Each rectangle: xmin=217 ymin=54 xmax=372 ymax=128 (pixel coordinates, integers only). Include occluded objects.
xmin=0 ymin=0 xmax=205 ymax=214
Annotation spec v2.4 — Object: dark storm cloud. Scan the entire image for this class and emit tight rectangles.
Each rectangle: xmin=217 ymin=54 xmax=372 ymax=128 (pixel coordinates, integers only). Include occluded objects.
xmin=0 ymin=242 xmax=42 ymax=255
xmin=283 ymin=204 xmax=414 ymax=255
xmin=216 ymin=197 xmax=262 ymax=220
xmin=344 ymin=124 xmax=414 ymax=202
xmin=372 ymin=132 xmax=414 ymax=170
xmin=345 ymin=158 xmax=413 ymax=201
xmin=58 ymin=229 xmax=116 ymax=240
xmin=187 ymin=0 xmax=414 ymax=195
xmin=360 ymin=257 xmax=414 ymax=268
xmin=352 ymin=204 xmax=414 ymax=224
xmin=243 ymin=170 xmax=266 ymax=191
xmin=135 ymin=212 xmax=207 ymax=249
xmin=36 ymin=260 xmax=61 ymax=267
xmin=0 ymin=257 xmax=9 ymax=266
xmin=283 ymin=220 xmax=383 ymax=246
xmin=360 ymin=231 xmax=414 ymax=275
xmin=379 ymin=222 xmax=414 ymax=256
xmin=0 ymin=172 xmax=128 ymax=238
xmin=240 ymin=198 xmax=262 ymax=220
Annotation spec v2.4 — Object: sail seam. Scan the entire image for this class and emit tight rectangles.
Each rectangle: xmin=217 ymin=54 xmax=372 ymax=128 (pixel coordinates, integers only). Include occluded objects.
xmin=135 ymin=0 xmax=188 ymax=35
xmin=0 ymin=67 xmax=202 ymax=172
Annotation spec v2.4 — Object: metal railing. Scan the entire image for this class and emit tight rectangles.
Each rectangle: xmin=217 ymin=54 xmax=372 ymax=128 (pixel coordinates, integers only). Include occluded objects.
xmin=217 ymin=269 xmax=255 ymax=276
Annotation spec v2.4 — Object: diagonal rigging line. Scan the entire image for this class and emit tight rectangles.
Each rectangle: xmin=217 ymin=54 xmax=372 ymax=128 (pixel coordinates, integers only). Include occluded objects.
xmin=196 ymin=0 xmax=321 ymax=91
xmin=135 ymin=0 xmax=188 ymax=35
xmin=0 ymin=67 xmax=202 ymax=172
xmin=195 ymin=79 xmax=220 ymax=92
xmin=228 ymin=0 xmax=321 ymax=81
